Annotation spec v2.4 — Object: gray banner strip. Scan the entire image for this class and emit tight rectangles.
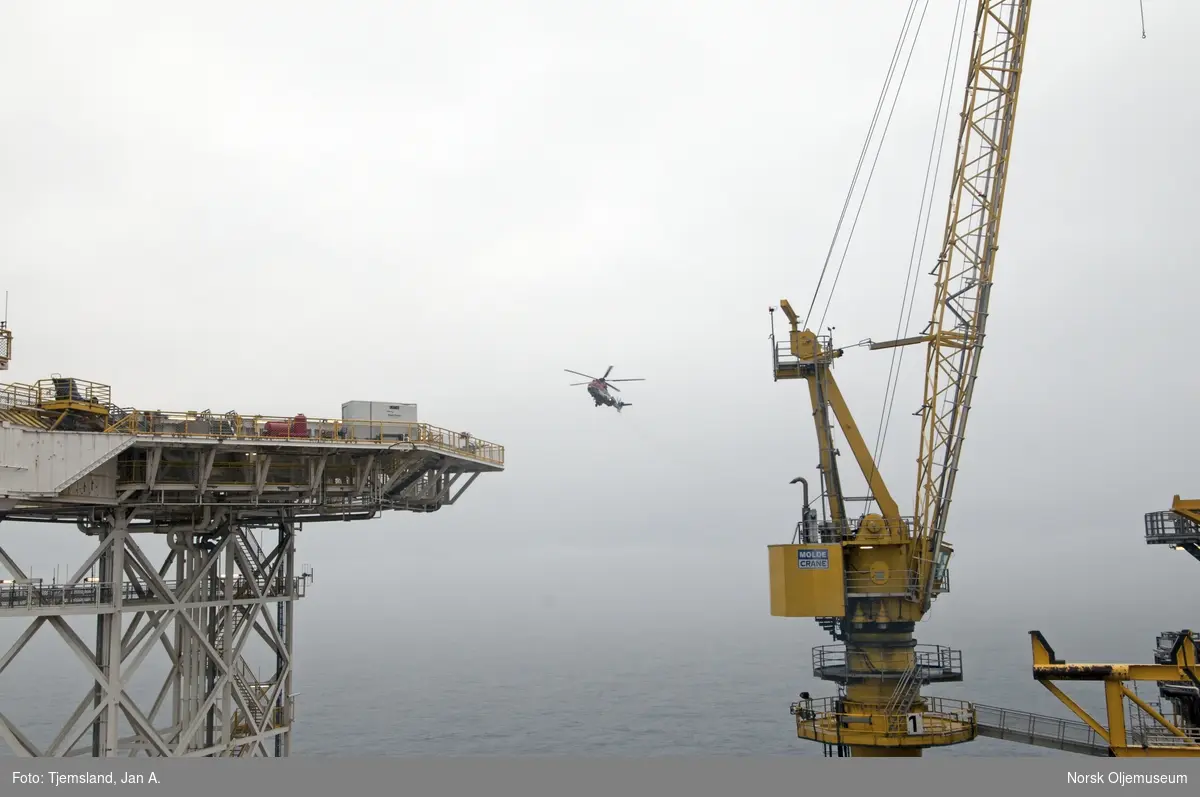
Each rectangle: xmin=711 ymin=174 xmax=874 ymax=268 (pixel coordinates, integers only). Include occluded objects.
xmin=4 ymin=757 xmax=1200 ymax=796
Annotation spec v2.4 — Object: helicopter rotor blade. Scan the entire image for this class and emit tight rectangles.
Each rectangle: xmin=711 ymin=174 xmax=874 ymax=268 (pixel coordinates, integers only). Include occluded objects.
xmin=568 ymin=382 xmax=590 ymax=386
xmin=602 ymin=365 xmax=614 ymax=379
xmin=564 ymin=369 xmax=596 ymax=380
xmin=606 ymin=378 xmax=645 ymax=382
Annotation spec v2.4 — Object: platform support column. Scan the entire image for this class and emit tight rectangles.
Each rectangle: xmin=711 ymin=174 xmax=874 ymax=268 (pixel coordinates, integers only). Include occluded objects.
xmin=92 ymin=510 xmax=128 ymax=756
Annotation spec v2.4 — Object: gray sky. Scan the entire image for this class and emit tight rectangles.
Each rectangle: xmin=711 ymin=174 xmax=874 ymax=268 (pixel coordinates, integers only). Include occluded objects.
xmin=1 ymin=0 xmax=1198 ymax=678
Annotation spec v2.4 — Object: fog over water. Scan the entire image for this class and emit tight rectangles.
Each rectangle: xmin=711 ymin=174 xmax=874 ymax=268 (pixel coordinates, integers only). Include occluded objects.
xmin=1 ymin=0 xmax=1197 ymax=757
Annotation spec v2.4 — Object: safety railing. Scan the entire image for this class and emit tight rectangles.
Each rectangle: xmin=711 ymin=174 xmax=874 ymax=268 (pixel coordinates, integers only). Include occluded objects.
xmin=2 ymin=376 xmax=504 ymax=465
xmin=232 ymin=702 xmax=289 ymax=741
xmin=233 ymin=658 xmax=263 ymax=689
xmin=789 ymin=696 xmax=831 ymax=721
xmin=789 ymin=695 xmax=977 ymax=739
xmin=230 ymin=660 xmax=267 ymax=726
xmin=974 ymin=703 xmax=1109 ymax=753
xmin=0 ymin=381 xmax=39 ymax=410
xmin=35 ymin=377 xmax=112 ymax=407
xmin=845 ymin=569 xmax=919 ymax=596
xmin=812 ymin=516 xmax=917 ymax=544
xmin=1154 ymin=631 xmax=1200 ymax=675
xmin=884 ymin=675 xmax=930 ymax=735
xmin=815 ymin=520 xmax=854 ymax=543
xmin=908 ymin=553 xmax=952 ymax=595
xmin=0 ymin=575 xmax=308 ymax=611
xmin=772 ymin=335 xmax=838 ymax=367
xmin=0 ymin=580 xmax=113 ymax=608
xmin=1126 ymin=689 xmax=1200 ymax=745
xmin=103 ymin=409 xmax=504 ymax=466
xmin=770 ymin=329 xmax=858 ymax=381
xmin=1145 ymin=509 xmax=1200 ymax=546
xmin=1132 ymin=726 xmax=1200 ymax=748
xmin=811 ymin=645 xmax=851 ymax=675
xmin=915 ymin=645 xmax=962 ymax=676
xmin=1156 ymin=631 xmax=1183 ymax=661
xmin=924 ymin=696 xmax=977 ymax=725
xmin=772 ymin=340 xmax=809 ymax=380
xmin=811 ymin=644 xmax=964 ymax=680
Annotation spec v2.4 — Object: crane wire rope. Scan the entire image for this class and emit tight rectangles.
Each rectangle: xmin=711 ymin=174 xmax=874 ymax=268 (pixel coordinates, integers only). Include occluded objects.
xmin=813 ymin=0 xmax=941 ymax=338
xmin=794 ymin=0 xmax=961 ymax=516
xmin=865 ymin=0 xmax=973 ymax=515
xmin=801 ymin=0 xmax=929 ymax=331
xmin=851 ymin=0 xmax=1147 ymax=514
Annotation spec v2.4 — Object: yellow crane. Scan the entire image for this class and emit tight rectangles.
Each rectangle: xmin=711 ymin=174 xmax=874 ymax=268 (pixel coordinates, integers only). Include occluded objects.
xmin=767 ymin=0 xmax=1032 ymax=757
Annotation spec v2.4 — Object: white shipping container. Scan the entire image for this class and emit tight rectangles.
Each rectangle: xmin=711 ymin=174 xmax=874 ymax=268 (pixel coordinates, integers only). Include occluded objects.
xmin=341 ymin=401 xmax=418 ymax=422
xmin=340 ymin=401 xmax=419 ymax=441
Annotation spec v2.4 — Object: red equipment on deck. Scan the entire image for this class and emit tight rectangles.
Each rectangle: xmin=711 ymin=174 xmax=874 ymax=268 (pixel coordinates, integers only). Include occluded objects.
xmin=263 ymin=414 xmax=308 ymax=438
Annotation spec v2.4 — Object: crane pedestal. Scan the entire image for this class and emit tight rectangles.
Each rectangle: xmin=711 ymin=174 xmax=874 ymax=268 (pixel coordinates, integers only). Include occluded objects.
xmin=790 ymin=620 xmax=973 ymax=756
xmin=772 ymin=539 xmax=973 ymax=757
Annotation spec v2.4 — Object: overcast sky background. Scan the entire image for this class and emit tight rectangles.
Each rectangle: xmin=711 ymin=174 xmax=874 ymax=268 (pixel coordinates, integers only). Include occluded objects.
xmin=1 ymin=0 xmax=1198 ymax=754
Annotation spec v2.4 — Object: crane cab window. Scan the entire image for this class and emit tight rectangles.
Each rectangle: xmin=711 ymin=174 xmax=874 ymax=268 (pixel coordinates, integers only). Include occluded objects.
xmin=932 ymin=549 xmax=951 ymax=583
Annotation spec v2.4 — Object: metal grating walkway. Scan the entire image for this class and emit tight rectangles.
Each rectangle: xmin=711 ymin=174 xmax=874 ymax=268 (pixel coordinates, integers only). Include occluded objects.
xmin=974 ymin=704 xmax=1111 ymax=757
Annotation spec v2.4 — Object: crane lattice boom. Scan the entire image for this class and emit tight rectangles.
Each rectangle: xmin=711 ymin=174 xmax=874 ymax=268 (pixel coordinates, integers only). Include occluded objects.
xmin=913 ymin=0 xmax=1031 ymax=611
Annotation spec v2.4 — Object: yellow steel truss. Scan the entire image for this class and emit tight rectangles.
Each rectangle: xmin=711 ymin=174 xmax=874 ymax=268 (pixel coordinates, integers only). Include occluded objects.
xmin=1030 ymin=630 xmax=1200 ymax=758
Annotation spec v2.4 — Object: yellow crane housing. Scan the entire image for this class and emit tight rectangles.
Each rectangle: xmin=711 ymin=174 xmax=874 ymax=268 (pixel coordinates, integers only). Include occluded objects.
xmin=767 ymin=0 xmax=1032 ymax=757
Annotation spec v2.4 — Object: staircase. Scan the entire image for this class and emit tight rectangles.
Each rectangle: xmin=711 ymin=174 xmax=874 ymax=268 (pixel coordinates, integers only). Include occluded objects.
xmin=212 ymin=616 xmax=264 ymax=728
xmin=884 ymin=658 xmax=923 ymax=732
xmin=220 ymin=530 xmax=286 ymax=755
xmin=816 ymin=617 xmax=844 ymax=641
xmin=230 ymin=659 xmax=266 ymax=735
xmin=384 ymin=454 xmax=442 ymax=501
xmin=234 ymin=531 xmax=269 ymax=589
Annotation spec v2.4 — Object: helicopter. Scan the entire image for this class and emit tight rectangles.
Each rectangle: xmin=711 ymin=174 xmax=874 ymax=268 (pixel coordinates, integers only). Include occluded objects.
xmin=564 ymin=366 xmax=645 ymax=413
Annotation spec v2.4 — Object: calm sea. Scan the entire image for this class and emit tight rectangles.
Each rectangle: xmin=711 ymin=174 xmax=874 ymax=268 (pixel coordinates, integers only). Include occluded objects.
xmin=0 ymin=533 xmax=1181 ymax=759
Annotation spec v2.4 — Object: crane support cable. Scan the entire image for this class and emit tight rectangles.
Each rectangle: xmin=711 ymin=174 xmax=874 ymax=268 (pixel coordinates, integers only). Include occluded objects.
xmin=803 ymin=0 xmax=928 ymax=330
xmin=814 ymin=0 xmax=934 ymax=337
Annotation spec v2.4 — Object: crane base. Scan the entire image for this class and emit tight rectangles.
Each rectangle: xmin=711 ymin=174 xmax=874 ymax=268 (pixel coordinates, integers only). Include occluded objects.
xmin=791 ymin=696 xmax=977 ymax=750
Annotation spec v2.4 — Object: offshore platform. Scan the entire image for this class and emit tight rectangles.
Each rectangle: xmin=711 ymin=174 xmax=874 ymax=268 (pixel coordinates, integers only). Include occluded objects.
xmin=766 ymin=0 xmax=1198 ymax=759
xmin=975 ymin=501 xmax=1200 ymax=757
xmin=0 ymin=317 xmax=504 ymax=757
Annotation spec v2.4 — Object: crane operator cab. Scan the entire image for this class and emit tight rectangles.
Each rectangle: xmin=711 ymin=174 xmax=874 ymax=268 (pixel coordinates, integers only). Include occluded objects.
xmin=931 ymin=546 xmax=952 ymax=592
